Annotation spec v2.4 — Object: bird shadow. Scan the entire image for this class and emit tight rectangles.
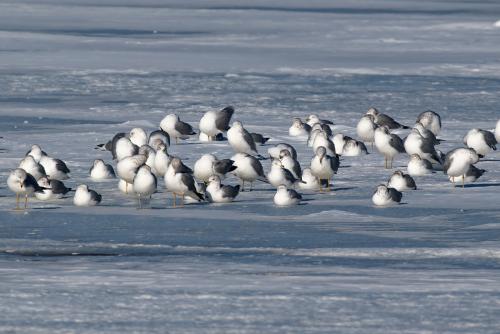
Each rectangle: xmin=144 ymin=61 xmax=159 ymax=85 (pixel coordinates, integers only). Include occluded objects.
xmin=479 ymin=159 xmax=500 ymax=162
xmin=32 ymin=206 xmax=61 ymax=210
xmin=462 ymin=182 xmax=500 ymax=189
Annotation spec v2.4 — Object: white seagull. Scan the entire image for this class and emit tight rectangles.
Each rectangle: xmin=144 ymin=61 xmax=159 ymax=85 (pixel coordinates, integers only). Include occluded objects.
xmin=374 ymin=126 xmax=405 ymax=169
xmin=18 ymin=155 xmax=46 ymax=180
xmin=356 ymin=114 xmax=378 ymax=147
xmin=267 ymin=159 xmax=301 ymax=188
xmin=407 ymin=154 xmax=433 ymax=176
xmin=231 ymin=153 xmax=267 ymax=191
xmin=193 ymin=154 xmax=236 ymax=183
xmin=443 ymin=148 xmax=480 ymax=187
xmin=133 ymin=165 xmax=157 ymax=209
xmin=416 ymin=110 xmax=441 ymax=136
xmin=463 ymin=128 xmax=497 ymax=158
xmin=366 ymin=107 xmax=409 ymax=129
xmin=164 ymin=158 xmax=203 ymax=207
xmin=154 ymin=143 xmax=172 ymax=177
xmin=227 ymin=121 xmax=259 ymax=156
xmin=274 ymin=185 xmax=302 ymax=207
xmin=7 ymin=168 xmax=45 ymax=209
xmin=90 ymin=159 xmax=116 ymax=180
xmin=117 ymin=153 xmax=148 ymax=193
xmin=372 ymin=184 xmax=402 ymax=206
xmin=129 ymin=127 xmax=148 ymax=147
xmin=73 ymin=184 xmax=102 ymax=207
xmin=310 ymin=146 xmax=339 ymax=191
xmin=199 ymin=106 xmax=234 ymax=141
xmin=206 ymin=175 xmax=240 ymax=203
xmin=387 ymin=170 xmax=417 ymax=191
xmin=35 ymin=177 xmax=72 ymax=201
xmin=160 ymin=114 xmax=196 ymax=144
xmin=289 ymin=118 xmax=311 ymax=137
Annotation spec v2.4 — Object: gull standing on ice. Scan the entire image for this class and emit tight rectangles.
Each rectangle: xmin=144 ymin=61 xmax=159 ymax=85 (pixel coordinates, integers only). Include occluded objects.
xmin=35 ymin=177 xmax=72 ymax=201
xmin=160 ymin=114 xmax=196 ymax=144
xmin=416 ymin=110 xmax=441 ymax=136
xmin=289 ymin=118 xmax=311 ymax=137
xmin=387 ymin=170 xmax=417 ymax=191
xmin=404 ymin=128 xmax=442 ymax=164
xmin=39 ymin=155 xmax=70 ymax=180
xmin=129 ymin=128 xmax=148 ymax=147
xmin=199 ymin=106 xmax=234 ymax=141
xmin=205 ymin=175 xmax=240 ymax=203
xmin=443 ymin=148 xmax=479 ymax=188
xmin=310 ymin=146 xmax=339 ymax=191
xmin=356 ymin=114 xmax=378 ymax=147
xmin=73 ymin=184 xmax=101 ymax=207
xmin=193 ymin=154 xmax=236 ymax=183
xmin=407 ymin=154 xmax=434 ymax=177
xmin=267 ymin=159 xmax=301 ymax=188
xmin=154 ymin=143 xmax=172 ymax=177
xmin=18 ymin=155 xmax=46 ymax=180
xmin=117 ymin=153 xmax=148 ymax=193
xmin=164 ymin=158 xmax=203 ymax=207
xmin=268 ymin=143 xmax=297 ymax=160
xmin=463 ymin=128 xmax=497 ymax=158
xmin=133 ymin=165 xmax=157 ymax=208
xmin=372 ymin=184 xmax=402 ymax=206
xmin=227 ymin=121 xmax=260 ymax=156
xmin=448 ymin=165 xmax=485 ymax=184
xmin=274 ymin=185 xmax=302 ymax=207
xmin=231 ymin=153 xmax=267 ymax=191
xmin=148 ymin=129 xmax=170 ymax=148
xmin=90 ymin=159 xmax=115 ymax=180
xmin=374 ymin=126 xmax=405 ymax=169
xmin=114 ymin=137 xmax=138 ymax=161
xmin=279 ymin=149 xmax=302 ymax=180
xmin=366 ymin=107 xmax=409 ymax=129
xmin=7 ymin=168 xmax=45 ymax=209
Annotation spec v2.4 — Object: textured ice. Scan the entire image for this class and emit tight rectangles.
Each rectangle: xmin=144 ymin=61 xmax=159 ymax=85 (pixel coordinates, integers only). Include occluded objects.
xmin=1 ymin=0 xmax=500 ymax=333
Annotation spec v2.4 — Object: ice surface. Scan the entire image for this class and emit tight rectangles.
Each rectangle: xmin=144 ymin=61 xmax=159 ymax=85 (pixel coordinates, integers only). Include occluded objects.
xmin=1 ymin=1 xmax=500 ymax=333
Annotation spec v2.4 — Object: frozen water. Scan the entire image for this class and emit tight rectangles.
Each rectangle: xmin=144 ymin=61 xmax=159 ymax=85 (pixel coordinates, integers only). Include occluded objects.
xmin=1 ymin=1 xmax=500 ymax=333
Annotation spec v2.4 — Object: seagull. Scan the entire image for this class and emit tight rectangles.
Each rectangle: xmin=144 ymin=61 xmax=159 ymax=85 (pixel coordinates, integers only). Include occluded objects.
xmin=495 ymin=119 xmax=500 ymax=142
xmin=116 ymin=153 xmax=148 ymax=193
xmin=366 ymin=107 xmax=409 ymax=129
xmin=298 ymin=168 xmax=328 ymax=191
xmin=227 ymin=121 xmax=259 ymax=156
xmin=164 ymin=158 xmax=203 ymax=207
xmin=463 ymin=128 xmax=497 ymax=158
xmin=35 ymin=177 xmax=72 ymax=201
xmin=312 ymin=131 xmax=336 ymax=156
xmin=289 ymin=118 xmax=311 ymax=137
xmin=25 ymin=144 xmax=47 ymax=162
xmin=310 ymin=122 xmax=333 ymax=138
xmin=416 ymin=110 xmax=441 ymax=136
xmin=372 ymin=184 xmax=402 ymax=206
xmin=443 ymin=148 xmax=480 ymax=187
xmin=133 ymin=165 xmax=157 ymax=209
xmin=139 ymin=145 xmax=156 ymax=170
xmin=307 ymin=128 xmax=323 ymax=147
xmin=154 ymin=143 xmax=172 ymax=177
xmin=356 ymin=114 xmax=378 ymax=147
xmin=148 ymin=129 xmax=170 ymax=148
xmin=231 ymin=153 xmax=267 ymax=191
xmin=199 ymin=106 xmax=234 ymax=141
xmin=268 ymin=143 xmax=297 ymax=160
xmin=39 ymin=155 xmax=70 ymax=180
xmin=7 ymin=168 xmax=45 ymax=209
xmin=407 ymin=154 xmax=434 ymax=176
xmin=199 ymin=132 xmax=225 ymax=142
xmin=206 ymin=175 xmax=240 ymax=203
xmin=115 ymin=137 xmax=139 ymax=161
xmin=342 ymin=138 xmax=368 ymax=156
xmin=305 ymin=114 xmax=333 ymax=127
xmin=310 ymin=146 xmax=339 ymax=191
xmin=129 ymin=128 xmax=148 ymax=147
xmin=95 ymin=132 xmax=126 ymax=158
xmin=18 ymin=155 xmax=46 ymax=180
xmin=267 ymin=159 xmax=301 ymax=188
xmin=332 ymin=134 xmax=347 ymax=155
xmin=118 ymin=179 xmax=134 ymax=195
xmin=73 ymin=184 xmax=102 ymax=207
xmin=279 ymin=149 xmax=302 ymax=180
xmin=250 ymin=132 xmax=270 ymax=145
xmin=374 ymin=126 xmax=405 ymax=169
xmin=448 ymin=165 xmax=485 ymax=184
xmin=160 ymin=114 xmax=196 ymax=144
xmin=90 ymin=159 xmax=116 ymax=180
xmin=404 ymin=129 xmax=442 ymax=164
xmin=274 ymin=185 xmax=302 ymax=206
xmin=193 ymin=154 xmax=236 ymax=183
xmin=413 ymin=122 xmax=442 ymax=146
xmin=387 ymin=170 xmax=417 ymax=191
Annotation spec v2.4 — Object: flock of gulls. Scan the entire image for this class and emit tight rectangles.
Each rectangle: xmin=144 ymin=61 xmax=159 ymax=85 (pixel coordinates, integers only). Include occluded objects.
xmin=6 ymin=106 xmax=500 ymax=210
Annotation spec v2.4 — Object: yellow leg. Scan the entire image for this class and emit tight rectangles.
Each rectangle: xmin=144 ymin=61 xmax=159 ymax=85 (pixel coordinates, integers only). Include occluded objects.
xmin=24 ymin=195 xmax=28 ymax=209
xmin=173 ymin=193 xmax=177 ymax=208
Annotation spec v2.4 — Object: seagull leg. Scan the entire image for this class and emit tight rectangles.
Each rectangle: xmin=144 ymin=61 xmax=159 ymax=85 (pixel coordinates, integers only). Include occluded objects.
xmin=318 ymin=178 xmax=322 ymax=192
xmin=384 ymin=157 xmax=387 ymax=169
xmin=173 ymin=193 xmax=177 ymax=208
xmin=462 ymin=175 xmax=465 ymax=188
xmin=181 ymin=195 xmax=185 ymax=207
xmin=327 ymin=178 xmax=331 ymax=192
xmin=24 ymin=195 xmax=28 ymax=209
xmin=125 ymin=182 xmax=128 ymax=194
xmin=390 ymin=158 xmax=393 ymax=169
xmin=176 ymin=137 xmax=178 ymax=145
xmin=15 ymin=194 xmax=19 ymax=210
xmin=250 ymin=182 xmax=253 ymax=191
xmin=242 ymin=180 xmax=245 ymax=192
